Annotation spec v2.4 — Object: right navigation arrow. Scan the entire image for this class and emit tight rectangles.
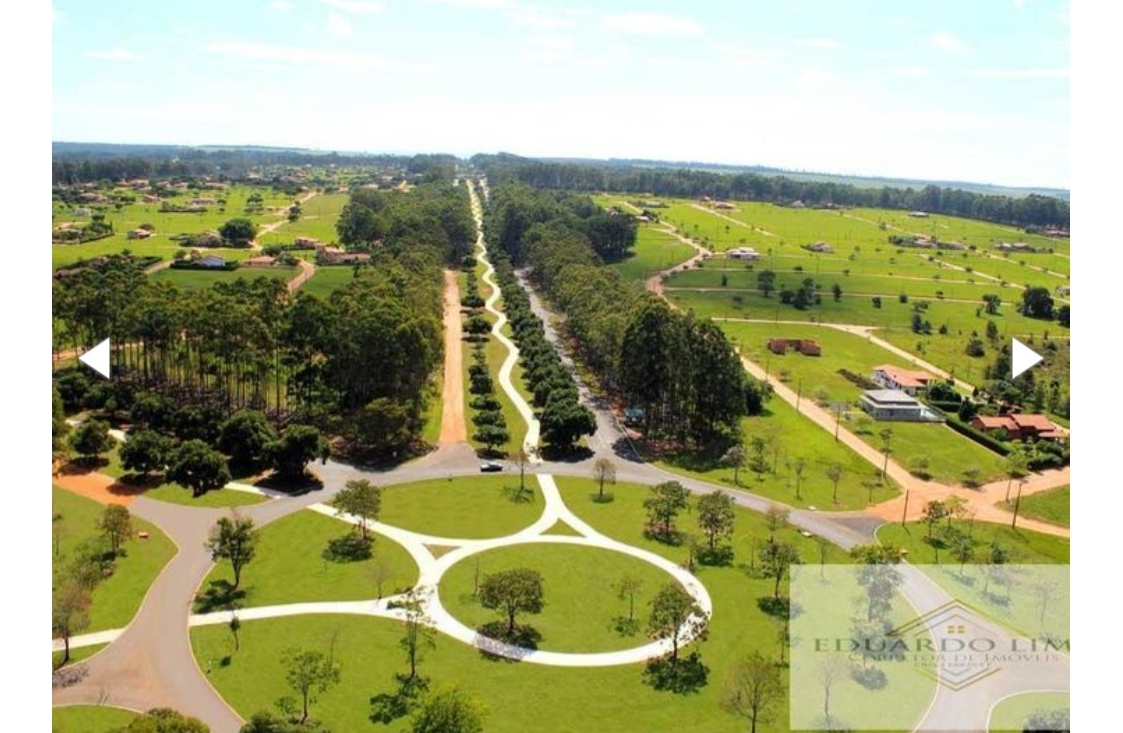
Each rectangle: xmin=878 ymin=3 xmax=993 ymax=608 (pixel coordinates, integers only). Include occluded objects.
xmin=1011 ymin=337 xmax=1043 ymax=379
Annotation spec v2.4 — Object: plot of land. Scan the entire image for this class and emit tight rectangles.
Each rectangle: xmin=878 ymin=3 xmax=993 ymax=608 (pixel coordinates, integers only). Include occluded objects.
xmin=380 ymin=477 xmax=543 ymax=539
xmin=198 ymin=509 xmax=419 ymax=609
xmin=876 ymin=520 xmax=1069 ymax=564
xmin=51 ymin=705 xmax=138 ymax=733
xmin=1000 ymin=484 xmax=1069 ymax=527
xmin=53 ymin=485 xmax=176 ymax=631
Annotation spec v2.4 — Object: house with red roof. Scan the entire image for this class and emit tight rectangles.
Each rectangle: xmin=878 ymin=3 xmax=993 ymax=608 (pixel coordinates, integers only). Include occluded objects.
xmin=970 ymin=413 xmax=1066 ymax=441
xmin=872 ymin=364 xmax=935 ymax=397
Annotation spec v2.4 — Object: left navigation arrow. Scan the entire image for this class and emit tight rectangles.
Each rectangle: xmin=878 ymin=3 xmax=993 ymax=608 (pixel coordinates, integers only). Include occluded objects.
xmin=79 ymin=338 xmax=111 ymax=379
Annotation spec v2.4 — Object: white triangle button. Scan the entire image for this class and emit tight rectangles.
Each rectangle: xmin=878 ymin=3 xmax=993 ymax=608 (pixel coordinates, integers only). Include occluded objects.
xmin=79 ymin=338 xmax=111 ymax=379
xmin=1011 ymin=337 xmax=1043 ymax=379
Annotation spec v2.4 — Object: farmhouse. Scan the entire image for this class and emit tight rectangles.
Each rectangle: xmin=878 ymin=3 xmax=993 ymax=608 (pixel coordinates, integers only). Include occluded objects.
xmin=859 ymin=389 xmax=942 ymax=422
xmin=126 ymin=228 xmax=152 ymax=240
xmin=767 ymin=338 xmax=821 ymax=356
xmin=994 ymin=241 xmax=1036 ymax=253
xmin=245 ymin=255 xmax=276 ymax=268
xmin=871 ymin=364 xmax=935 ymax=396
xmin=198 ymin=255 xmax=227 ymax=269
xmin=316 ymin=243 xmax=371 ymax=265
xmin=714 ymin=201 xmax=735 ymax=210
xmin=909 ymin=211 xmax=930 ymax=218
xmin=190 ymin=197 xmax=218 ymax=206
xmin=970 ymin=414 xmax=1066 ymax=441
xmin=293 ymin=237 xmax=320 ymax=249
xmin=790 ymin=200 xmax=806 ymax=208
xmin=803 ymin=241 xmax=833 ymax=253
xmin=727 ymin=247 xmax=761 ymax=261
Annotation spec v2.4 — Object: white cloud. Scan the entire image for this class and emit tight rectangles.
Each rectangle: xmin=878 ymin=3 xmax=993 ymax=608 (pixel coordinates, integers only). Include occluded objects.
xmin=428 ymin=0 xmax=515 ymax=8
xmin=88 ymin=48 xmax=144 ymax=61
xmin=319 ymin=0 xmax=384 ymax=14
xmin=970 ymin=68 xmax=1069 ymax=79
xmin=207 ymin=41 xmax=398 ymax=69
xmin=796 ymin=38 xmax=844 ymax=51
xmin=928 ymin=31 xmax=966 ymax=54
xmin=270 ymin=0 xmax=296 ymax=10
xmin=796 ymin=67 xmax=836 ymax=89
xmin=326 ymin=13 xmax=354 ymax=36
xmin=601 ymin=12 xmax=702 ymax=37
xmin=509 ymin=7 xmax=586 ymax=31
xmin=889 ymin=66 xmax=927 ymax=78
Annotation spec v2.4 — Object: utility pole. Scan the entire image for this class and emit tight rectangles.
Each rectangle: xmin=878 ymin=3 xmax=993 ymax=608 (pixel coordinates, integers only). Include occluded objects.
xmin=901 ymin=490 xmax=910 ymax=526
xmin=1011 ymin=478 xmax=1026 ymax=529
xmin=796 ymin=379 xmax=803 ymax=411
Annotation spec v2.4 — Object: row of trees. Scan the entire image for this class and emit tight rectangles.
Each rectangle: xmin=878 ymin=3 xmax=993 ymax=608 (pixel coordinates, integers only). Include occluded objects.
xmin=487 ymin=253 xmax=596 ymax=451
xmin=484 ymin=182 xmax=766 ymax=447
xmin=475 ymin=155 xmax=1070 ymax=229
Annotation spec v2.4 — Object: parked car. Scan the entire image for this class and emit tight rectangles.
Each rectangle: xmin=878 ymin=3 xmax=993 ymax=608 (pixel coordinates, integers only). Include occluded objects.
xmin=479 ymin=460 xmax=503 ymax=473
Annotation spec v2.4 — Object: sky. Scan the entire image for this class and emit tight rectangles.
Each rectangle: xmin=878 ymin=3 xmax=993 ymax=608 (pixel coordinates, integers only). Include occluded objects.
xmin=51 ymin=0 xmax=1069 ymax=188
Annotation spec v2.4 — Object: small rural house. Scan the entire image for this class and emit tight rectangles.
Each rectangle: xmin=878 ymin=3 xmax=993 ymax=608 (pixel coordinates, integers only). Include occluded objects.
xmin=871 ymin=364 xmax=935 ymax=397
xmin=127 ymin=228 xmax=152 ymax=240
xmin=804 ymin=241 xmax=833 ymax=253
xmin=970 ymin=414 xmax=1066 ymax=441
xmin=767 ymin=338 xmax=821 ymax=356
xmin=859 ymin=390 xmax=942 ymax=421
xmin=727 ymin=247 xmax=761 ymax=261
xmin=245 ymin=255 xmax=276 ymax=268
xmin=198 ymin=255 xmax=227 ymax=269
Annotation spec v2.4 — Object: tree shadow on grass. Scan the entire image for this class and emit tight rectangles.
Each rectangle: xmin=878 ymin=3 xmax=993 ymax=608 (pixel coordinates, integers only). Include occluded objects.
xmin=474 ymin=621 xmax=541 ymax=662
xmin=194 ymin=580 xmax=247 ymax=614
xmin=322 ymin=533 xmax=373 ymax=563
xmin=757 ymin=596 xmax=790 ymax=618
xmin=501 ymin=484 xmax=535 ymax=504
xmin=643 ymin=652 xmax=709 ymax=695
xmin=59 ymin=457 xmax=109 ymax=475
xmin=370 ymin=674 xmax=429 ymax=724
xmin=539 ymin=445 xmax=593 ymax=463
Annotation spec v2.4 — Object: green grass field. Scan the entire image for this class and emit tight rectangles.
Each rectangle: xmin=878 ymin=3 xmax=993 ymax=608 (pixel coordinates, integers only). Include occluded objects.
xmin=192 ymin=478 xmax=906 ymax=733
xmin=876 ymin=520 xmax=1069 ymax=564
xmin=52 ymin=184 xmax=296 ymax=270
xmin=257 ymin=193 xmax=348 ymax=245
xmin=143 ymin=484 xmax=268 ymax=508
xmin=1000 ymin=485 xmax=1069 ymax=527
xmin=380 ymin=477 xmax=543 ymax=539
xmin=988 ymin=693 xmax=1069 ymax=732
xmin=53 ymin=486 xmax=177 ymax=631
xmin=609 ymin=225 xmax=695 ymax=282
xmin=440 ymin=543 xmax=674 ymax=652
xmin=298 ymin=265 xmax=356 ymax=299
xmin=51 ymin=705 xmax=138 ymax=733
xmin=198 ymin=509 xmax=419 ymax=609
xmin=149 ymin=266 xmax=297 ymax=291
xmin=855 ymin=420 xmax=1007 ymax=485
xmin=656 ymin=399 xmax=898 ymax=510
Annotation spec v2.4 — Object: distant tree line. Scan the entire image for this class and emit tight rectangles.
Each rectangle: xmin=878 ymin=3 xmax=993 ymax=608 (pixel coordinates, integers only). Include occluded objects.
xmin=51 ymin=144 xmax=457 ymax=185
xmin=484 ymin=182 xmax=768 ymax=448
xmin=474 ymin=155 xmax=1069 ymax=230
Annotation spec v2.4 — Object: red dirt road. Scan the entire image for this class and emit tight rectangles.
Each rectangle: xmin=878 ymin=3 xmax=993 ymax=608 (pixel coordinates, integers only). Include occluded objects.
xmin=438 ymin=269 xmax=468 ymax=444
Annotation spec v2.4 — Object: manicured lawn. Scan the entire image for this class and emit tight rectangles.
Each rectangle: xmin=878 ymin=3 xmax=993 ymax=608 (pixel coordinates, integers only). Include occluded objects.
xmin=608 ymin=225 xmax=695 ymax=282
xmin=52 ymin=642 xmax=108 ymax=671
xmin=53 ymin=486 xmax=177 ymax=631
xmin=192 ymin=478 xmax=909 ymax=733
xmin=52 ymin=705 xmax=138 ymax=733
xmin=257 ymin=193 xmax=348 ymax=245
xmin=989 ymin=693 xmax=1069 ymax=732
xmin=657 ymin=399 xmax=899 ymax=511
xmin=440 ymin=543 xmax=673 ymax=652
xmin=876 ymin=520 xmax=1069 ymax=564
xmin=298 ymin=265 xmax=355 ymax=299
xmin=199 ymin=509 xmax=418 ymax=609
xmin=1000 ymin=485 xmax=1069 ymax=527
xmin=381 ymin=477 xmax=542 ymax=539
xmin=150 ymin=266 xmax=297 ymax=291
xmin=143 ymin=484 xmax=267 ymax=508
xmin=854 ymin=420 xmax=1007 ymax=485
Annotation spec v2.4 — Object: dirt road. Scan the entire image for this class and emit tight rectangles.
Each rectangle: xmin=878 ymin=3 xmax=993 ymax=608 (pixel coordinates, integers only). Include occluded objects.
xmin=438 ymin=269 xmax=468 ymax=444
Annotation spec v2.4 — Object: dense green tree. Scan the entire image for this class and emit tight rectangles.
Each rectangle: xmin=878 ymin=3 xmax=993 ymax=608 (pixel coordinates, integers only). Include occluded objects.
xmin=760 ymin=542 xmax=800 ymax=599
xmin=52 ymin=581 xmax=91 ymax=668
xmin=69 ymin=419 xmax=114 ymax=462
xmin=217 ymin=410 xmax=278 ymax=471
xmin=219 ymin=217 xmax=258 ymax=246
xmin=119 ymin=429 xmax=174 ymax=478
xmin=266 ymin=424 xmax=330 ymax=480
xmin=168 ymin=440 xmax=231 ymax=497
xmin=478 ymin=568 xmax=544 ymax=636
xmin=757 ymin=270 xmax=776 ymax=297
xmin=1020 ymin=287 xmax=1055 ymax=320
